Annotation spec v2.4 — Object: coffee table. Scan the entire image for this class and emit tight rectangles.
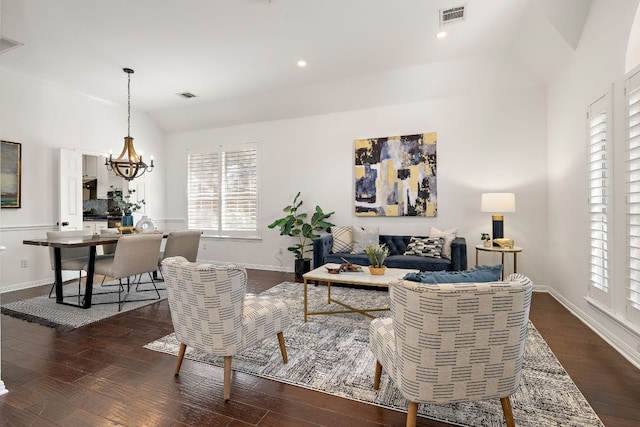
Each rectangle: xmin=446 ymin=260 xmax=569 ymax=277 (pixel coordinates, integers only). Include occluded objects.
xmin=301 ymin=264 xmax=418 ymax=322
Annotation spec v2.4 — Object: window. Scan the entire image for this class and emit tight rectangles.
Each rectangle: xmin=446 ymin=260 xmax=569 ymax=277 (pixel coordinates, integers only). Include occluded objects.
xmin=626 ymin=72 xmax=640 ymax=324
xmin=187 ymin=143 xmax=259 ymax=238
xmin=587 ymin=92 xmax=611 ymax=307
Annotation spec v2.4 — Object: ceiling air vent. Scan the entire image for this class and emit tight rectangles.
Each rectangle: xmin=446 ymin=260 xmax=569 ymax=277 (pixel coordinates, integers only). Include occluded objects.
xmin=177 ymin=92 xmax=196 ymax=99
xmin=0 ymin=36 xmax=23 ymax=55
xmin=440 ymin=5 xmax=466 ymax=25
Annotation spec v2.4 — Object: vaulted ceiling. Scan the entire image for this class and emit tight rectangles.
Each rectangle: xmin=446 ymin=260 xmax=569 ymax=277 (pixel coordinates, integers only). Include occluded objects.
xmin=0 ymin=0 xmax=591 ymax=133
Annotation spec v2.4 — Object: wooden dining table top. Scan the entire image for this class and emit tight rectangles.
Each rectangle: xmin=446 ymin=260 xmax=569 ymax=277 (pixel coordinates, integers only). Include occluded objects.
xmin=23 ymin=232 xmax=166 ymax=248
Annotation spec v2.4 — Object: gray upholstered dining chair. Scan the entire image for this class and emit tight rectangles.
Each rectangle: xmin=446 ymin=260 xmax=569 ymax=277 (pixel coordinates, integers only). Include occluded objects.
xmin=156 ymin=230 xmax=201 ymax=280
xmin=369 ymin=274 xmax=533 ymax=427
xmin=92 ymin=233 xmax=163 ymax=311
xmin=161 ymin=256 xmax=290 ymax=401
xmin=47 ymin=229 xmax=93 ymax=299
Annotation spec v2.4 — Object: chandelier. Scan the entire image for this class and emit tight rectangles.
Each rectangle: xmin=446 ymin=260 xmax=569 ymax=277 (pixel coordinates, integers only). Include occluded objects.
xmin=105 ymin=67 xmax=154 ymax=181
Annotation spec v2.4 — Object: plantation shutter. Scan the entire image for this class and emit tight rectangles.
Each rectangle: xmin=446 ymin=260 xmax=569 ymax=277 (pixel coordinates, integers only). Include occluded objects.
xmin=187 ymin=153 xmax=220 ymax=231
xmin=587 ymin=93 xmax=611 ymax=307
xmin=222 ymin=148 xmax=257 ymax=231
xmin=187 ymin=143 xmax=259 ymax=238
xmin=626 ymin=72 xmax=640 ymax=323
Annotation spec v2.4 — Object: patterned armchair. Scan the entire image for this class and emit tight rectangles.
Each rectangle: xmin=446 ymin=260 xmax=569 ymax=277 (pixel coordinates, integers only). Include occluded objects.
xmin=161 ymin=256 xmax=291 ymax=401
xmin=370 ymin=274 xmax=533 ymax=427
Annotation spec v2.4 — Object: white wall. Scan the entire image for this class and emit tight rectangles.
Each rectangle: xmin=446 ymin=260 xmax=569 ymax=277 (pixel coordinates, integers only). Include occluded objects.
xmin=165 ymin=57 xmax=549 ymax=289
xmin=547 ymin=0 xmax=640 ymax=366
xmin=0 ymin=70 xmax=166 ymax=292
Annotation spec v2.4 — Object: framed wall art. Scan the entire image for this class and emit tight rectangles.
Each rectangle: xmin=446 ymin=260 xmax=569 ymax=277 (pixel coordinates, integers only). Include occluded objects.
xmin=1 ymin=140 xmax=22 ymax=208
xmin=354 ymin=132 xmax=437 ymax=217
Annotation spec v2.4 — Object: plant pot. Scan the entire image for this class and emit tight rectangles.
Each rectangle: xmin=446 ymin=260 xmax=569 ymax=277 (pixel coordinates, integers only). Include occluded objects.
xmin=369 ymin=266 xmax=387 ymax=275
xmin=483 ymin=240 xmax=492 ymax=248
xmin=122 ymin=214 xmax=134 ymax=227
xmin=295 ymin=259 xmax=311 ymax=279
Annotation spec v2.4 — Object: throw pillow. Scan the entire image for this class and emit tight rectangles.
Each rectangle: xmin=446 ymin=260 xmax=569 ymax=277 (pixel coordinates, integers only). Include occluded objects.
xmin=429 ymin=226 xmax=459 ymax=260
xmin=330 ymin=226 xmax=353 ymax=253
xmin=403 ymin=236 xmax=444 ymax=258
xmin=402 ymin=264 xmax=503 ymax=284
xmin=352 ymin=226 xmax=379 ymax=253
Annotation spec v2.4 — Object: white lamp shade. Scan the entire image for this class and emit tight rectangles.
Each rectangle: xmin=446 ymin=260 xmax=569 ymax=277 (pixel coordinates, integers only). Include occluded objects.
xmin=481 ymin=193 xmax=516 ymax=213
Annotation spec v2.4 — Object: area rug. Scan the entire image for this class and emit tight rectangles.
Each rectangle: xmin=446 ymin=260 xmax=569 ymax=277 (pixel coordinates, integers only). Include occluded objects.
xmin=1 ymin=280 xmax=167 ymax=331
xmin=144 ymin=282 xmax=604 ymax=427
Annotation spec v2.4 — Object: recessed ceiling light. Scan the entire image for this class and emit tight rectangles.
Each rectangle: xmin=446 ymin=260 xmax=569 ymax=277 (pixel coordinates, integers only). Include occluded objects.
xmin=436 ymin=31 xmax=447 ymax=39
xmin=297 ymin=60 xmax=307 ymax=68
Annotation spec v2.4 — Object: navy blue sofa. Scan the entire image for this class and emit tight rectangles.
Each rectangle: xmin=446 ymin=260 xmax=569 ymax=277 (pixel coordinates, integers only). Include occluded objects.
xmin=312 ymin=234 xmax=467 ymax=271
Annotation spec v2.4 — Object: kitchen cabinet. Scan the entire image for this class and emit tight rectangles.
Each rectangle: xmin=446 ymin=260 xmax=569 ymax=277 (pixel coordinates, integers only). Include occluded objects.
xmin=107 ymin=168 xmax=127 ymax=193
xmin=83 ymin=155 xmax=98 ymax=179
xmin=83 ymin=221 xmax=108 ymax=235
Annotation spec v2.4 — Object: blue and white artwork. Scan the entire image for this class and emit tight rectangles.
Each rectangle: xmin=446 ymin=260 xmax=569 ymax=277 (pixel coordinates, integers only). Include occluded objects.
xmin=354 ymin=133 xmax=437 ymax=217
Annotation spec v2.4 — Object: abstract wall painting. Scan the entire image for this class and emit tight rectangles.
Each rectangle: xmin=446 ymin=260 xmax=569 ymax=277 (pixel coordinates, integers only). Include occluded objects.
xmin=1 ymin=140 xmax=21 ymax=208
xmin=354 ymin=132 xmax=437 ymax=217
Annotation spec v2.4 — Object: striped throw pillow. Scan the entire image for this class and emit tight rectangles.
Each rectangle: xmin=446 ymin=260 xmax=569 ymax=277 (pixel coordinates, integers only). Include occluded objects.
xmin=331 ymin=226 xmax=353 ymax=253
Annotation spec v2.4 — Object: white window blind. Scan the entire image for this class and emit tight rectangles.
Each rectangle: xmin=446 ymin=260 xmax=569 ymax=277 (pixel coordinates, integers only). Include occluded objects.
xmin=626 ymin=72 xmax=640 ymax=323
xmin=187 ymin=143 xmax=259 ymax=238
xmin=587 ymin=93 xmax=611 ymax=306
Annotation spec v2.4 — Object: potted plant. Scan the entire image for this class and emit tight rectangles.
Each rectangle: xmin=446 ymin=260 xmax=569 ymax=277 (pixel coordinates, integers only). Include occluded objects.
xmin=112 ymin=190 xmax=145 ymax=226
xmin=365 ymin=243 xmax=389 ymax=275
xmin=268 ymin=192 xmax=335 ymax=278
xmin=481 ymin=232 xmax=491 ymax=247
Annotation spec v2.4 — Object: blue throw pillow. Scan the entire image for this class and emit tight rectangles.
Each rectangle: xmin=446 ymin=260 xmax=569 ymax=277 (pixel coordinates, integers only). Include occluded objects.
xmin=403 ymin=264 xmax=503 ymax=284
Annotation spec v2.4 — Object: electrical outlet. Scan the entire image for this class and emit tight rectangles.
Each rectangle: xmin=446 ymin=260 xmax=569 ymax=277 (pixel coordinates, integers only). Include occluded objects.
xmin=20 ymin=258 xmax=28 ymax=268
xmin=202 ymin=243 xmax=207 ymax=250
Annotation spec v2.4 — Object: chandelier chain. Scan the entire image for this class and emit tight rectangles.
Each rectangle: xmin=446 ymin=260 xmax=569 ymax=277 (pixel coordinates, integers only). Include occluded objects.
xmin=127 ymin=71 xmax=131 ymax=137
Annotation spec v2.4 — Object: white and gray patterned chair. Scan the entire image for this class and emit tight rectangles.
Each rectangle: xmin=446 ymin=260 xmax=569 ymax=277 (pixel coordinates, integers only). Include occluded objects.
xmin=161 ymin=256 xmax=291 ymax=401
xmin=370 ymin=273 xmax=533 ymax=427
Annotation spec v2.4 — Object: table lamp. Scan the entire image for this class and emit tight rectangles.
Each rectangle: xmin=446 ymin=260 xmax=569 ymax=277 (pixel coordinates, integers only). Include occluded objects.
xmin=481 ymin=193 xmax=516 ymax=240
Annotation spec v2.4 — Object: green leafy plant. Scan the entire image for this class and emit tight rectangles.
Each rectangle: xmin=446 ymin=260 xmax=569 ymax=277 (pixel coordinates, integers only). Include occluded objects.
xmin=481 ymin=233 xmax=490 ymax=241
xmin=112 ymin=190 xmax=145 ymax=214
xmin=364 ymin=243 xmax=389 ymax=267
xmin=268 ymin=192 xmax=335 ymax=260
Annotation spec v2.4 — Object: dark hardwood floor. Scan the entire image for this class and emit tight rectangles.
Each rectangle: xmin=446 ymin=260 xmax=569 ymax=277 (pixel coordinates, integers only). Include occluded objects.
xmin=1 ymin=270 xmax=639 ymax=426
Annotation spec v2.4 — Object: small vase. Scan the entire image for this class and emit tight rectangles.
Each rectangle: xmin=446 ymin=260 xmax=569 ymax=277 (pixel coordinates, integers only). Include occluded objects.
xmin=369 ymin=266 xmax=387 ymax=275
xmin=122 ymin=214 xmax=134 ymax=227
xmin=483 ymin=240 xmax=492 ymax=247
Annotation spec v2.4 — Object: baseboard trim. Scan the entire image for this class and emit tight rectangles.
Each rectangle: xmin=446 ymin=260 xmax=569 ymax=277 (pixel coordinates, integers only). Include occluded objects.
xmin=0 ymin=278 xmax=51 ymax=294
xmin=543 ymin=288 xmax=640 ymax=369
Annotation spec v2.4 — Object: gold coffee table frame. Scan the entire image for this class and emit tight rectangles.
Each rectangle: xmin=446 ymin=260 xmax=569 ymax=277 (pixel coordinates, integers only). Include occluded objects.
xmin=301 ymin=264 xmax=418 ymax=322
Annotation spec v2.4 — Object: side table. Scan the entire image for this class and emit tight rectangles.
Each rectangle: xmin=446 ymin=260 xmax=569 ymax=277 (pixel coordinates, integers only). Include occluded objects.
xmin=475 ymin=244 xmax=523 ymax=280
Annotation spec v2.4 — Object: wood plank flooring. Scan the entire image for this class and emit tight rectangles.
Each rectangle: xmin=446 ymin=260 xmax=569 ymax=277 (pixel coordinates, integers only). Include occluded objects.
xmin=1 ymin=270 xmax=639 ymax=426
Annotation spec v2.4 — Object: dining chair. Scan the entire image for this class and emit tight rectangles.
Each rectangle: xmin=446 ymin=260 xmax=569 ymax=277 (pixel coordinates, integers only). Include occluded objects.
xmin=161 ymin=256 xmax=290 ymax=401
xmin=369 ymin=273 xmax=533 ymax=427
xmin=92 ymin=233 xmax=163 ymax=311
xmin=156 ymin=230 xmax=201 ymax=280
xmin=46 ymin=229 xmax=93 ymax=299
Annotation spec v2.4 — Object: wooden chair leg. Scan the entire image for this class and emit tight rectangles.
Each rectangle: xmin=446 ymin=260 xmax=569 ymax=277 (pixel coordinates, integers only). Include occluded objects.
xmin=406 ymin=401 xmax=418 ymax=427
xmin=373 ymin=360 xmax=382 ymax=390
xmin=174 ymin=343 xmax=186 ymax=375
xmin=223 ymin=356 xmax=232 ymax=401
xmin=500 ymin=396 xmax=515 ymax=427
xmin=277 ymin=332 xmax=288 ymax=363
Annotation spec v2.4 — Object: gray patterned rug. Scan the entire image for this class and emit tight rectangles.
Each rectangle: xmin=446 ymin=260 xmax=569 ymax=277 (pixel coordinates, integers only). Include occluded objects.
xmin=144 ymin=282 xmax=604 ymax=427
xmin=1 ymin=279 xmax=166 ymax=331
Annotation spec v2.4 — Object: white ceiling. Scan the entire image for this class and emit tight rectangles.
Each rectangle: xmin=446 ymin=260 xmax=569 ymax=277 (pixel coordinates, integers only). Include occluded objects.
xmin=0 ymin=0 xmax=592 ymax=133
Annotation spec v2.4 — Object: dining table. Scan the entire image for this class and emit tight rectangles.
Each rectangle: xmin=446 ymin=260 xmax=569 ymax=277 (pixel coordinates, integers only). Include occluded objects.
xmin=23 ymin=233 xmax=154 ymax=309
